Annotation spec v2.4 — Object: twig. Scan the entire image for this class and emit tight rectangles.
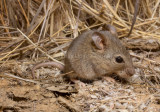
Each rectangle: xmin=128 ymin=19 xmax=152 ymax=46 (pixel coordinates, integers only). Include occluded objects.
xmin=2 ymin=73 xmax=39 ymax=84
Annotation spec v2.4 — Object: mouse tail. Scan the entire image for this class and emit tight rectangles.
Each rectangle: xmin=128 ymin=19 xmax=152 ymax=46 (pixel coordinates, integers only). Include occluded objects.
xmin=31 ymin=62 xmax=64 ymax=79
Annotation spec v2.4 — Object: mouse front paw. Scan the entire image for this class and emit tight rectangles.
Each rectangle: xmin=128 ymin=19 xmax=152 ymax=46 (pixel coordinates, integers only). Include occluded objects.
xmin=103 ymin=76 xmax=116 ymax=83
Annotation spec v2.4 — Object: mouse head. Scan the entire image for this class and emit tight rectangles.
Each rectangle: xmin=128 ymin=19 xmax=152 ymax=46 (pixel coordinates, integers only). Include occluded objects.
xmin=91 ymin=25 xmax=135 ymax=79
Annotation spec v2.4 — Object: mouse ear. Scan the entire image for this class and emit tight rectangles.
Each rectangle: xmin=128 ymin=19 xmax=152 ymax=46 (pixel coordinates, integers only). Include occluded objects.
xmin=92 ymin=32 xmax=105 ymax=50
xmin=103 ymin=24 xmax=118 ymax=37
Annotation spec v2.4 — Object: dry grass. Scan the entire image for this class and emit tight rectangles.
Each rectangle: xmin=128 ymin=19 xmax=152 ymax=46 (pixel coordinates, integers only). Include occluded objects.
xmin=0 ymin=0 xmax=160 ymax=111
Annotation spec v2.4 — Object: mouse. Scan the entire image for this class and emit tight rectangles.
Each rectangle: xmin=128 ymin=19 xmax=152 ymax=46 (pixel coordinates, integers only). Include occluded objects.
xmin=31 ymin=24 xmax=135 ymax=83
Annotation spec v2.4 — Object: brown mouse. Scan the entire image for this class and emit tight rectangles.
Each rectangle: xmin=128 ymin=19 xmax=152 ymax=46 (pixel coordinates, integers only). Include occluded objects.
xmin=32 ymin=25 xmax=135 ymax=82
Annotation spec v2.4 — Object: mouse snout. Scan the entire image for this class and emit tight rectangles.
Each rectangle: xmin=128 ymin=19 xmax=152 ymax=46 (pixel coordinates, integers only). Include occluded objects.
xmin=125 ymin=67 xmax=135 ymax=76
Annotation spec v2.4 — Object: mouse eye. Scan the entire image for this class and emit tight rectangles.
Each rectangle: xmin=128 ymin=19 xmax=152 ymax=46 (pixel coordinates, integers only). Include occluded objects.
xmin=115 ymin=56 xmax=124 ymax=63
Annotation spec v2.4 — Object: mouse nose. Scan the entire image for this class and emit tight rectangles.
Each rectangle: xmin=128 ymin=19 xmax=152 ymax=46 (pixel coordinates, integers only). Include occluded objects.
xmin=125 ymin=67 xmax=135 ymax=76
